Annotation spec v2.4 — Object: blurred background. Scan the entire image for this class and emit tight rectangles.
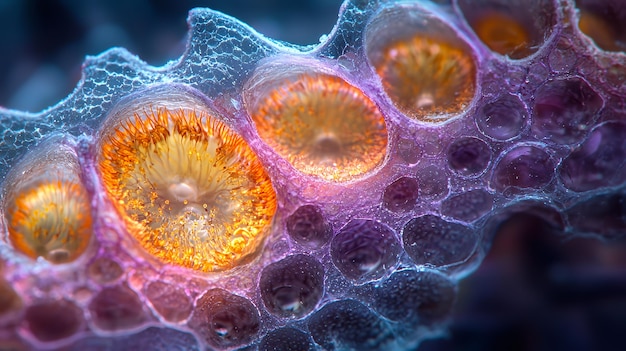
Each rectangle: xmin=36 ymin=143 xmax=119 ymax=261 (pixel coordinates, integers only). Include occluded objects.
xmin=0 ymin=0 xmax=342 ymax=112
xmin=1 ymin=1 xmax=625 ymax=350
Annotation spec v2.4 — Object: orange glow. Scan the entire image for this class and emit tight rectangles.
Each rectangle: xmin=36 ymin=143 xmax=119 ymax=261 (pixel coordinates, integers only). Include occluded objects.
xmin=249 ymin=73 xmax=388 ymax=182
xmin=6 ymin=178 xmax=93 ymax=263
xmin=98 ymin=107 xmax=276 ymax=272
xmin=578 ymin=11 xmax=620 ymax=52
xmin=472 ymin=11 xmax=531 ymax=58
xmin=375 ymin=35 xmax=476 ymax=122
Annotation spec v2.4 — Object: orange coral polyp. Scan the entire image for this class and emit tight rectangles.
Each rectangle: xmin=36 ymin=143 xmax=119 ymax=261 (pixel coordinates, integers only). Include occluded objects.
xmin=472 ymin=11 xmax=531 ymax=58
xmin=98 ymin=107 xmax=276 ymax=272
xmin=578 ymin=11 xmax=620 ymax=52
xmin=7 ymin=179 xmax=93 ymax=263
xmin=375 ymin=35 xmax=476 ymax=122
xmin=249 ymin=73 xmax=388 ymax=182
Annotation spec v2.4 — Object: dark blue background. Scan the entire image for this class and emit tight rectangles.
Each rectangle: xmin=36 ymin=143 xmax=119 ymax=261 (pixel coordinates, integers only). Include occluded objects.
xmin=0 ymin=0 xmax=342 ymax=112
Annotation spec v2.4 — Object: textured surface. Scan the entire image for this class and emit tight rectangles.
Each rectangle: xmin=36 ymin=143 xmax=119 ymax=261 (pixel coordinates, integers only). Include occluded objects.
xmin=1 ymin=0 xmax=626 ymax=350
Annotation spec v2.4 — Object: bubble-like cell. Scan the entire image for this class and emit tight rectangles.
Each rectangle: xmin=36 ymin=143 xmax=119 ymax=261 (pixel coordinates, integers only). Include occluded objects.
xmin=2 ymin=140 xmax=92 ymax=264
xmin=567 ymin=192 xmax=626 ymax=240
xmin=259 ymin=254 xmax=324 ymax=319
xmin=0 ymin=279 xmax=21 ymax=315
xmin=97 ymin=86 xmax=276 ymax=272
xmin=66 ymin=327 xmax=200 ymax=351
xmin=532 ymin=77 xmax=603 ymax=144
xmin=397 ymin=137 xmax=421 ymax=164
xmin=403 ymin=215 xmax=477 ymax=267
xmin=373 ymin=269 xmax=456 ymax=324
xmin=476 ymin=94 xmax=527 ymax=140
xmin=246 ymin=70 xmax=388 ymax=182
xmin=365 ymin=5 xmax=476 ymax=122
xmin=308 ymin=299 xmax=393 ymax=351
xmin=576 ymin=0 xmax=626 ymax=52
xmin=416 ymin=165 xmax=449 ymax=199
xmin=382 ymin=176 xmax=420 ymax=212
xmin=560 ymin=122 xmax=626 ymax=192
xmin=146 ymin=281 xmax=192 ymax=323
xmin=447 ymin=137 xmax=491 ymax=176
xmin=492 ymin=145 xmax=554 ymax=192
xmin=189 ymin=288 xmax=260 ymax=349
xmin=88 ymin=257 xmax=124 ymax=284
xmin=441 ymin=189 xmax=494 ymax=222
xmin=285 ymin=205 xmax=332 ymax=249
xmin=456 ymin=0 xmax=557 ymax=58
xmin=88 ymin=285 xmax=145 ymax=331
xmin=259 ymin=327 xmax=313 ymax=351
xmin=24 ymin=300 xmax=83 ymax=342
xmin=331 ymin=219 xmax=401 ymax=283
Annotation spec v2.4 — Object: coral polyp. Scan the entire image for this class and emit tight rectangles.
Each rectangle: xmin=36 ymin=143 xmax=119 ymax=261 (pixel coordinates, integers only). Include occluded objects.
xmin=374 ymin=35 xmax=476 ymax=121
xmin=248 ymin=72 xmax=388 ymax=182
xmin=98 ymin=103 xmax=276 ymax=272
xmin=2 ymin=141 xmax=93 ymax=264
xmin=0 ymin=0 xmax=625 ymax=350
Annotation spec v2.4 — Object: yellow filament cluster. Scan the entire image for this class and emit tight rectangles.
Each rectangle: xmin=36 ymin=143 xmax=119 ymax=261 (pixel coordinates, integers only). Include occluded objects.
xmin=6 ymin=178 xmax=93 ymax=263
xmin=98 ymin=108 xmax=276 ymax=272
xmin=375 ymin=35 xmax=476 ymax=122
xmin=250 ymin=73 xmax=388 ymax=182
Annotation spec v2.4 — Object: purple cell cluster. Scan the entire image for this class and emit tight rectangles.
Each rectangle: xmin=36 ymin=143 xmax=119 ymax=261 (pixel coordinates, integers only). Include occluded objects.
xmin=0 ymin=0 xmax=625 ymax=350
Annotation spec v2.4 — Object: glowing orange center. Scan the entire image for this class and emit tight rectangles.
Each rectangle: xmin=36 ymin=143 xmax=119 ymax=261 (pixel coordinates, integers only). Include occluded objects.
xmin=249 ymin=73 xmax=388 ymax=182
xmin=98 ymin=108 xmax=276 ymax=272
xmin=7 ymin=179 xmax=92 ymax=263
xmin=375 ymin=35 xmax=476 ymax=122
xmin=578 ymin=11 xmax=621 ymax=52
xmin=473 ymin=11 xmax=531 ymax=58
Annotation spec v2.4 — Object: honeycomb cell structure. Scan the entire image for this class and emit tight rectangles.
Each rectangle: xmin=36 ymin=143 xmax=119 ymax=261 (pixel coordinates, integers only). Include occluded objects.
xmin=0 ymin=0 xmax=625 ymax=350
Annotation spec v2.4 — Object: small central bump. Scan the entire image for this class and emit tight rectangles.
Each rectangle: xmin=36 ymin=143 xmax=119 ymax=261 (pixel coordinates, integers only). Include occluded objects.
xmin=168 ymin=181 xmax=198 ymax=203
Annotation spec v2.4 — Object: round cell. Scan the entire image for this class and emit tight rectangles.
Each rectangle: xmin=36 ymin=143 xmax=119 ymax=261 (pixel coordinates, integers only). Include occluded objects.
xmin=259 ymin=328 xmax=313 ymax=351
xmin=146 ymin=281 xmax=192 ymax=323
xmin=24 ymin=300 xmax=83 ymax=342
xmin=373 ymin=269 xmax=456 ymax=324
xmin=365 ymin=5 xmax=476 ymax=122
xmin=457 ymin=0 xmax=557 ymax=58
xmin=331 ymin=219 xmax=401 ymax=283
xmin=259 ymin=254 xmax=324 ymax=319
xmin=374 ymin=36 xmax=475 ymax=121
xmin=397 ymin=137 xmax=421 ymax=164
xmin=382 ymin=177 xmax=420 ymax=212
xmin=89 ymin=285 xmax=145 ymax=331
xmin=88 ymin=257 xmax=123 ymax=284
xmin=246 ymin=72 xmax=388 ymax=182
xmin=447 ymin=137 xmax=491 ymax=176
xmin=560 ymin=122 xmax=626 ymax=192
xmin=403 ymin=215 xmax=477 ymax=266
xmin=285 ymin=205 xmax=331 ymax=249
xmin=416 ymin=165 xmax=449 ymax=199
xmin=441 ymin=189 xmax=494 ymax=222
xmin=532 ymin=78 xmax=603 ymax=144
xmin=2 ymin=141 xmax=93 ymax=264
xmin=567 ymin=192 xmax=626 ymax=240
xmin=492 ymin=146 xmax=554 ymax=191
xmin=308 ymin=299 xmax=392 ymax=351
xmin=476 ymin=94 xmax=527 ymax=140
xmin=98 ymin=89 xmax=276 ymax=272
xmin=189 ymin=288 xmax=260 ymax=349
xmin=577 ymin=0 xmax=626 ymax=52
